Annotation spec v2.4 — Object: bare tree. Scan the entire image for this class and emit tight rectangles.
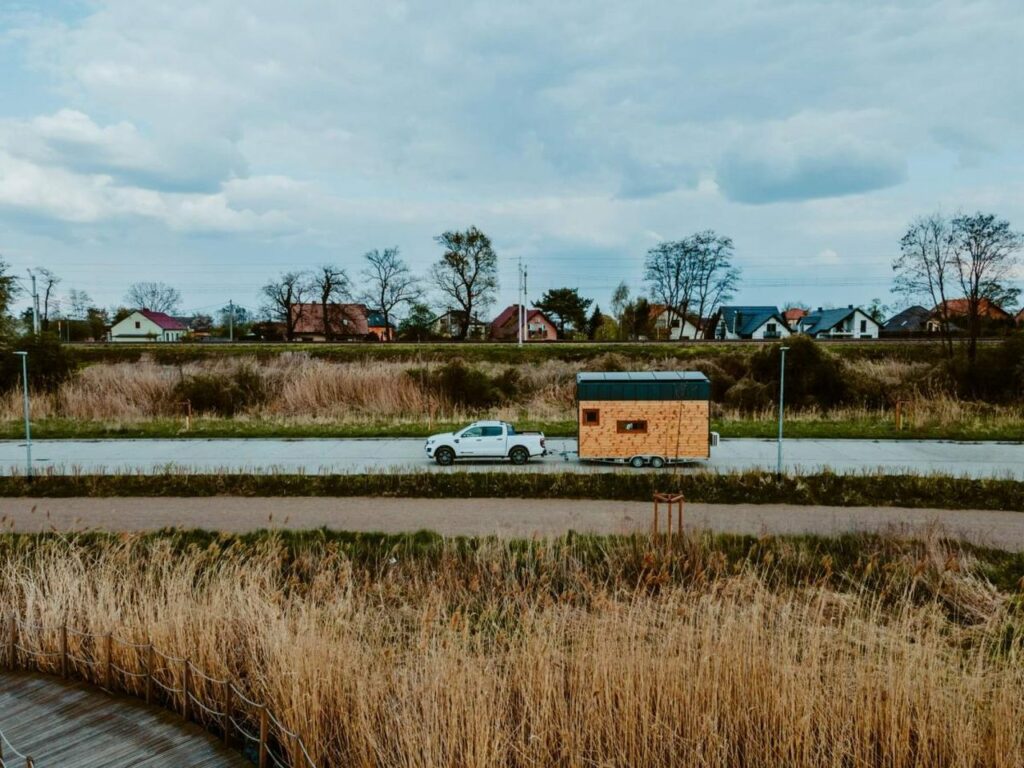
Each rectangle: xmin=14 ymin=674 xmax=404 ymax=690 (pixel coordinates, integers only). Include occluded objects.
xmin=430 ymin=227 xmax=498 ymax=341
xmin=893 ymin=213 xmax=957 ymax=359
xmin=359 ymin=248 xmax=422 ymax=336
xmin=644 ymin=241 xmax=698 ymax=339
xmin=36 ymin=268 xmax=61 ymax=331
xmin=309 ymin=265 xmax=350 ymax=340
xmin=261 ymin=271 xmax=310 ymax=341
xmin=0 ymin=257 xmax=20 ymax=336
xmin=950 ymin=212 xmax=1023 ymax=366
xmin=688 ymin=231 xmax=740 ymax=337
xmin=610 ymin=282 xmax=630 ymax=340
xmin=125 ymin=282 xmax=182 ymax=314
xmin=67 ymin=289 xmax=93 ymax=320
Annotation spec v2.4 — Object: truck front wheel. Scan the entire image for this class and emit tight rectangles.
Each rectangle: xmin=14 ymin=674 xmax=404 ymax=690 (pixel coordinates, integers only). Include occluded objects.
xmin=435 ymin=447 xmax=455 ymax=466
xmin=509 ymin=446 xmax=530 ymax=465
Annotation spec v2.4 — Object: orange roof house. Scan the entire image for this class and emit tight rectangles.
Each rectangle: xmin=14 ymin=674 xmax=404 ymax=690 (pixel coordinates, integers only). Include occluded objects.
xmin=490 ymin=304 xmax=558 ymax=341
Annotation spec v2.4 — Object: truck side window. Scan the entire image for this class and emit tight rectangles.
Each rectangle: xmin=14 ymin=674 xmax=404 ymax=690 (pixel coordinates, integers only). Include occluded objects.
xmin=480 ymin=426 xmax=503 ymax=437
xmin=616 ymin=420 xmax=647 ymax=433
xmin=461 ymin=427 xmax=483 ymax=437
xmin=582 ymin=408 xmax=600 ymax=426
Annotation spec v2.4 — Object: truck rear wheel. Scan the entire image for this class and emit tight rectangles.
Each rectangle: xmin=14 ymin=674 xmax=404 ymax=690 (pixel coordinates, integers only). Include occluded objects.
xmin=435 ymin=447 xmax=455 ymax=466
xmin=649 ymin=456 xmax=666 ymax=469
xmin=629 ymin=456 xmax=646 ymax=469
xmin=509 ymin=446 xmax=530 ymax=465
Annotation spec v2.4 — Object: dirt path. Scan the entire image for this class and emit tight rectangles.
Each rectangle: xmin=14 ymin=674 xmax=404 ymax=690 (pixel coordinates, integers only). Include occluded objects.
xmin=2 ymin=497 xmax=1022 ymax=550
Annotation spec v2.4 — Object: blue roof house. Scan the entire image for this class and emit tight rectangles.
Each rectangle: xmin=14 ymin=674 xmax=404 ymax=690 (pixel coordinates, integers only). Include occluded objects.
xmin=713 ymin=306 xmax=791 ymax=340
xmin=797 ymin=306 xmax=879 ymax=339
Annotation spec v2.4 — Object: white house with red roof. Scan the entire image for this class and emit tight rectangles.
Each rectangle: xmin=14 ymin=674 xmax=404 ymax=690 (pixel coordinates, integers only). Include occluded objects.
xmin=108 ymin=309 xmax=188 ymax=342
xmin=490 ymin=304 xmax=558 ymax=341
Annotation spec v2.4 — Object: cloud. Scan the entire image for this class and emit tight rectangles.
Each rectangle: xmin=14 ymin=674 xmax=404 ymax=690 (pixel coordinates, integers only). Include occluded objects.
xmin=716 ymin=111 xmax=907 ymax=204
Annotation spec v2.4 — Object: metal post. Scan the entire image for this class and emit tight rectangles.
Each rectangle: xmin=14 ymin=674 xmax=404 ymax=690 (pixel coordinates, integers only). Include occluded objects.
xmin=14 ymin=352 xmax=31 ymax=479
xmin=228 ymin=300 xmax=235 ymax=343
xmin=517 ymin=260 xmax=523 ymax=347
xmin=776 ymin=346 xmax=789 ymax=476
xmin=28 ymin=271 xmax=39 ymax=335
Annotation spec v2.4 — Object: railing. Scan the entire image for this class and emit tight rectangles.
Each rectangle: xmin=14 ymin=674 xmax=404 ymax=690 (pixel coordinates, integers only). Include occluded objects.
xmin=3 ymin=613 xmax=316 ymax=768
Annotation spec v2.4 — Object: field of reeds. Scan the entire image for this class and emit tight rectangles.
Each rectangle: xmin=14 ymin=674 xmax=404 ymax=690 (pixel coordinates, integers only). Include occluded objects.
xmin=1 ymin=350 xmax=1021 ymax=440
xmin=2 ymin=529 xmax=1022 ymax=767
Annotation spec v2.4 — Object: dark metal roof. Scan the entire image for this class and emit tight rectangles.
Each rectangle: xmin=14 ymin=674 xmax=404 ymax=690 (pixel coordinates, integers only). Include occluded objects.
xmin=576 ymin=371 xmax=710 ymax=401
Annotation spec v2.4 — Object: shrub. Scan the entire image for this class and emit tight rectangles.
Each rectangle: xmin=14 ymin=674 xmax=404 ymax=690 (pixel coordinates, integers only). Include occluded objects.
xmin=171 ymin=365 xmax=268 ymax=416
xmin=750 ymin=337 xmax=847 ymax=409
xmin=406 ymin=360 xmax=513 ymax=410
xmin=0 ymin=333 xmax=76 ymax=393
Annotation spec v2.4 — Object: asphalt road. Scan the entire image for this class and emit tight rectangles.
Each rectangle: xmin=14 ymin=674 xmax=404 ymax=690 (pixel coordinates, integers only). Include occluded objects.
xmin=0 ymin=437 xmax=1022 ymax=478
xmin=4 ymin=497 xmax=1023 ymax=550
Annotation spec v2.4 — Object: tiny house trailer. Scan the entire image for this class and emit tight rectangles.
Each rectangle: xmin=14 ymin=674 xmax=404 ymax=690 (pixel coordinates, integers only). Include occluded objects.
xmin=575 ymin=371 xmax=715 ymax=467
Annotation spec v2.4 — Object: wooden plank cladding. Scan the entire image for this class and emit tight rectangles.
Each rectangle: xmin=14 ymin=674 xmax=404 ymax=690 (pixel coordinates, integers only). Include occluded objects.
xmin=575 ymin=371 xmax=711 ymax=461
xmin=577 ymin=400 xmax=710 ymax=460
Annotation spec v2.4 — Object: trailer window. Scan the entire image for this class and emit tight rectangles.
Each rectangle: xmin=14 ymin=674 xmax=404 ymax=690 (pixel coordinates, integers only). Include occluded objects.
xmin=616 ymin=420 xmax=647 ymax=434
xmin=582 ymin=408 xmax=600 ymax=426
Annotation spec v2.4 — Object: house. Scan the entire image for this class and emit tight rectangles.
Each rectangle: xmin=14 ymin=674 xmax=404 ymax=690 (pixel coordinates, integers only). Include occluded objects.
xmin=649 ymin=305 xmax=700 ymax=340
xmin=489 ymin=304 xmax=558 ymax=341
xmin=713 ymin=306 xmax=791 ymax=340
xmin=431 ymin=309 xmax=489 ymax=340
xmin=881 ymin=306 xmax=930 ymax=336
xmin=290 ymin=303 xmax=369 ymax=341
xmin=783 ymin=307 xmax=808 ymax=329
xmin=576 ymin=371 xmax=712 ymax=464
xmin=797 ymin=306 xmax=879 ymax=339
xmin=927 ymin=298 xmax=1013 ymax=335
xmin=108 ymin=309 xmax=188 ymax=342
xmin=365 ymin=311 xmax=395 ymax=342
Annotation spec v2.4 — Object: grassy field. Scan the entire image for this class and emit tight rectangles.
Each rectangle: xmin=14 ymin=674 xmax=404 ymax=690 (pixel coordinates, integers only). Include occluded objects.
xmin=2 ymin=470 xmax=1023 ymax=510
xmin=3 ymin=349 xmax=1021 ymax=441
xmin=3 ymin=529 xmax=1022 ymax=767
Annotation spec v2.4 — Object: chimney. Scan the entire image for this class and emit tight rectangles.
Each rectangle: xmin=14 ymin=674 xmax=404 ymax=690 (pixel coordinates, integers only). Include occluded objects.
xmin=848 ymin=304 xmax=853 ymax=309
xmin=816 ymin=307 xmax=823 ymax=312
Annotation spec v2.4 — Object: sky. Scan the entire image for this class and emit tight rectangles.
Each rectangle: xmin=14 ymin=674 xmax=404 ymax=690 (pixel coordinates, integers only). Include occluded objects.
xmin=1 ymin=0 xmax=1023 ymax=320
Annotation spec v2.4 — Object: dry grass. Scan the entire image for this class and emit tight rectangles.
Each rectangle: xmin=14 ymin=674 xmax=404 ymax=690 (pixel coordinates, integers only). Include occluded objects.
xmin=2 ymin=532 xmax=1022 ymax=767
xmin=1 ymin=355 xmax=1021 ymax=432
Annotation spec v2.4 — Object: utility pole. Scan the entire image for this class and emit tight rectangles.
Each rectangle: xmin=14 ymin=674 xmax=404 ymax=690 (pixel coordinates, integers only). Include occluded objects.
xmin=27 ymin=270 xmax=40 ymax=335
xmin=520 ymin=261 xmax=528 ymax=345
xmin=776 ymin=346 xmax=789 ymax=477
xmin=14 ymin=351 xmax=31 ymax=479
xmin=228 ymin=300 xmax=235 ymax=342
xmin=517 ymin=258 xmax=524 ymax=347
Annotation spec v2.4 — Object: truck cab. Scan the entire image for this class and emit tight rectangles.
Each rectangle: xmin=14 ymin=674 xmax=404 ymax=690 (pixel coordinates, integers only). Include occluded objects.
xmin=425 ymin=421 xmax=546 ymax=466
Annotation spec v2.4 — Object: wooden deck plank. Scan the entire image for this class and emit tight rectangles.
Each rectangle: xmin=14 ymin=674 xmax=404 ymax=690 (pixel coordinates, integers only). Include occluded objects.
xmin=0 ymin=672 xmax=248 ymax=767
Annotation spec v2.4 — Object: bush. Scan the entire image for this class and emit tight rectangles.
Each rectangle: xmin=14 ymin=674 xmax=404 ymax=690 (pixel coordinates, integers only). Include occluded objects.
xmin=0 ymin=333 xmax=76 ymax=393
xmin=407 ymin=360 xmax=513 ymax=410
xmin=750 ymin=337 xmax=847 ymax=409
xmin=170 ymin=365 xmax=268 ymax=416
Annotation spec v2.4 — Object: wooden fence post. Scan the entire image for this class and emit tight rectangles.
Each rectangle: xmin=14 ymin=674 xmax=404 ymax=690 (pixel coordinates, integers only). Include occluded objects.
xmin=26 ymin=756 xmax=34 ymax=768
xmin=60 ymin=623 xmax=68 ymax=678
xmin=223 ymin=682 xmax=233 ymax=747
xmin=7 ymin=613 xmax=16 ymax=671
xmin=105 ymin=633 xmax=113 ymax=692
xmin=183 ymin=660 xmax=191 ymax=721
xmin=258 ymin=707 xmax=269 ymax=768
xmin=145 ymin=644 xmax=154 ymax=704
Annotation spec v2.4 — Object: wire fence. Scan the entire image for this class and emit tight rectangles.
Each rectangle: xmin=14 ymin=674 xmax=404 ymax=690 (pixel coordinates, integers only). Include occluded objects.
xmin=2 ymin=612 xmax=317 ymax=768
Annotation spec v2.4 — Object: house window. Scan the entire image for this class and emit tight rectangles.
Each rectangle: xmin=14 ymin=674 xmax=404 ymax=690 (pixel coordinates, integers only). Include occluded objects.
xmin=135 ymin=321 xmax=141 ymax=329
xmin=860 ymin=320 xmax=867 ymax=333
xmin=766 ymin=322 xmax=777 ymax=335
xmin=582 ymin=408 xmax=600 ymax=426
xmin=616 ymin=420 xmax=647 ymax=434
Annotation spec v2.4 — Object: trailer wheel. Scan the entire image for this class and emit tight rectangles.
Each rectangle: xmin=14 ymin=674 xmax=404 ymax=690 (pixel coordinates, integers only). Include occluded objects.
xmin=434 ymin=447 xmax=455 ymax=466
xmin=509 ymin=446 xmax=530 ymax=465
xmin=649 ymin=456 xmax=666 ymax=469
xmin=629 ymin=456 xmax=646 ymax=469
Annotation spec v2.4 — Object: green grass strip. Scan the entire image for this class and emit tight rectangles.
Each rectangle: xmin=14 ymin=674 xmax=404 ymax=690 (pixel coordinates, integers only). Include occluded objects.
xmin=1 ymin=471 xmax=1021 ymax=510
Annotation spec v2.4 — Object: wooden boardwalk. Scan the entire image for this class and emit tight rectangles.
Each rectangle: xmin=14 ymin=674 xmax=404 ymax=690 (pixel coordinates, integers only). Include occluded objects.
xmin=0 ymin=672 xmax=249 ymax=767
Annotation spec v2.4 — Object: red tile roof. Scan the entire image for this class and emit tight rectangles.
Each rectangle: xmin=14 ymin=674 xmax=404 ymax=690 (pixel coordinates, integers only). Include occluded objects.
xmin=783 ymin=307 xmax=808 ymax=324
xmin=139 ymin=309 xmax=188 ymax=330
xmin=933 ymin=298 xmax=1011 ymax=320
xmin=291 ymin=303 xmax=369 ymax=335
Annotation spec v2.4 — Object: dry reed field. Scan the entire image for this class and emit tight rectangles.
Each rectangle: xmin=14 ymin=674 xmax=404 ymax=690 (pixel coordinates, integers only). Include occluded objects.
xmin=1 ymin=354 xmax=1020 ymax=433
xmin=2 ymin=530 xmax=1022 ymax=767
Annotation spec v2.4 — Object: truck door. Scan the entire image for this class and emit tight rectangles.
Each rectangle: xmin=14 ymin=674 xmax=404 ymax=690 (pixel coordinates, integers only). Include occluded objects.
xmin=478 ymin=425 xmax=507 ymax=456
xmin=457 ymin=426 xmax=485 ymax=455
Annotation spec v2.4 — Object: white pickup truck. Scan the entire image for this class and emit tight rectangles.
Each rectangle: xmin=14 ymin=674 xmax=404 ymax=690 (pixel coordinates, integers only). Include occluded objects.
xmin=424 ymin=421 xmax=546 ymax=466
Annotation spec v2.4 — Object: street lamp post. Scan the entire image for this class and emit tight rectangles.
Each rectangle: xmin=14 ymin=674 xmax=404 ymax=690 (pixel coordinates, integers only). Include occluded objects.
xmin=14 ymin=351 xmax=31 ymax=479
xmin=776 ymin=346 xmax=789 ymax=476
